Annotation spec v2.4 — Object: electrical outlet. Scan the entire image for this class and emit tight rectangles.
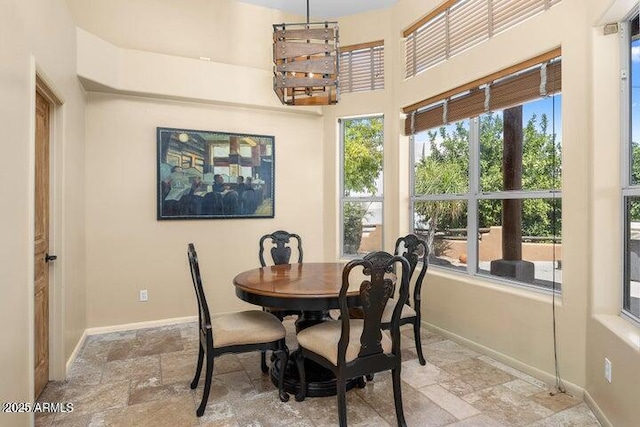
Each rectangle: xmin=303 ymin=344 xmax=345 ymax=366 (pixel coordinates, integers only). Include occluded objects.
xmin=604 ymin=358 xmax=612 ymax=383
xmin=139 ymin=290 xmax=148 ymax=302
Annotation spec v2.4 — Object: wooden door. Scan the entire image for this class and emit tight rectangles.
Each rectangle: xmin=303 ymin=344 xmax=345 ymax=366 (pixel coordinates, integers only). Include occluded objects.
xmin=34 ymin=89 xmax=51 ymax=398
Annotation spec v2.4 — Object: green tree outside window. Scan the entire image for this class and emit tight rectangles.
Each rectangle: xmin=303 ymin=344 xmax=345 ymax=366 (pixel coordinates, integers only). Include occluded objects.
xmin=343 ymin=117 xmax=383 ymax=255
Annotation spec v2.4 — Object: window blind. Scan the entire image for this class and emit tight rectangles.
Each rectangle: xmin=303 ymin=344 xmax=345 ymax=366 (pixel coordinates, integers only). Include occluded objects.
xmin=403 ymin=48 xmax=561 ymax=135
xmin=449 ymin=0 xmax=489 ymax=57
xmin=339 ymin=40 xmax=384 ymax=94
xmin=403 ymin=0 xmax=562 ymax=78
xmin=405 ymin=14 xmax=446 ymax=77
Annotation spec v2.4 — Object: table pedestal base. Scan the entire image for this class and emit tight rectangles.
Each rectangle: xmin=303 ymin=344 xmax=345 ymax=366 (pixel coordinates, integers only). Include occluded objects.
xmin=270 ymin=351 xmax=362 ymax=398
xmin=269 ymin=309 xmax=364 ymax=398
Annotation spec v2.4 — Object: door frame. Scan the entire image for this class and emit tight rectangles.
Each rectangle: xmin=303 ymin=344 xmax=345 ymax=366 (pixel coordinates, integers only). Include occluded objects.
xmin=30 ymin=62 xmax=66 ymax=400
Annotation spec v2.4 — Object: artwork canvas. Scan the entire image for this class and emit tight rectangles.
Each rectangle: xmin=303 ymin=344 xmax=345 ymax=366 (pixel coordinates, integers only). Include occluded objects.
xmin=157 ymin=127 xmax=275 ymax=219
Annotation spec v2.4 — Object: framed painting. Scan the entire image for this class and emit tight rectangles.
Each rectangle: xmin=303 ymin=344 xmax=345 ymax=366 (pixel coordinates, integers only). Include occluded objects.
xmin=157 ymin=127 xmax=275 ymax=219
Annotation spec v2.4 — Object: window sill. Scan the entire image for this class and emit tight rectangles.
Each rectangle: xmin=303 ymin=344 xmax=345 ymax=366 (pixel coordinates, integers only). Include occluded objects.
xmin=428 ymin=264 xmax=560 ymax=305
xmin=593 ymin=314 xmax=640 ymax=351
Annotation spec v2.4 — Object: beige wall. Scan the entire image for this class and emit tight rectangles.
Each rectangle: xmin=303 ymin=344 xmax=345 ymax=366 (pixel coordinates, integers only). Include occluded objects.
xmin=330 ymin=1 xmax=637 ymax=426
xmin=68 ymin=0 xmax=326 ymax=328
xmin=327 ymin=0 xmax=589 ymax=388
xmin=74 ymin=0 xmax=639 ymax=424
xmin=0 ymin=0 xmax=86 ymax=425
xmin=84 ymin=93 xmax=324 ymax=326
xmin=588 ymin=1 xmax=640 ymax=425
xmin=65 ymin=0 xmax=302 ymax=70
xmin=1 ymin=0 xmax=634 ymax=426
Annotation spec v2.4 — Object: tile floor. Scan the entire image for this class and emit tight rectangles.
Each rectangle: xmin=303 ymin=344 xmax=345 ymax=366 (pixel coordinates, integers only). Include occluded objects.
xmin=35 ymin=319 xmax=602 ymax=427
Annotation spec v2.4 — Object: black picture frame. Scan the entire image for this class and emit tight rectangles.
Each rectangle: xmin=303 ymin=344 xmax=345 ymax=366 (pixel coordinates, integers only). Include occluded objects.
xmin=157 ymin=127 xmax=275 ymax=220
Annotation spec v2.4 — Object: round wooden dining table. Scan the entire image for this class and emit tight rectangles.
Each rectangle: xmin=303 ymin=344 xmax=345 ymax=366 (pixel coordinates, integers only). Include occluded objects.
xmin=233 ymin=262 xmax=366 ymax=397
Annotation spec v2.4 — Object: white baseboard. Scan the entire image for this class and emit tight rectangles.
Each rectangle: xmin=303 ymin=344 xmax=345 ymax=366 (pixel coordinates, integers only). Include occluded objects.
xmin=65 ymin=329 xmax=87 ymax=376
xmin=583 ymin=390 xmax=613 ymax=427
xmin=63 ymin=316 xmax=611 ymax=427
xmin=423 ymin=321 xmax=584 ymax=397
xmin=64 ymin=316 xmax=198 ymax=377
xmin=84 ymin=315 xmax=198 ymax=335
xmin=431 ymin=319 xmax=611 ymax=427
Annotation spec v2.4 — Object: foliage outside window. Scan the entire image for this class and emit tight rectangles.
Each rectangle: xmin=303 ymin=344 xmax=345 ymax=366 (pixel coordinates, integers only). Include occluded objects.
xmin=341 ymin=116 xmax=384 ymax=257
xmin=622 ymin=14 xmax=640 ymax=321
xmin=412 ymin=95 xmax=562 ymax=290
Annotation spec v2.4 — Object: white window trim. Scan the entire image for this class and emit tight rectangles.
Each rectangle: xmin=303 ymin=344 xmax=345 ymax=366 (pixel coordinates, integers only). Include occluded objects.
xmin=409 ymin=110 xmax=562 ymax=293
xmin=339 ymin=115 xmax=384 ymax=258
xmin=620 ymin=15 xmax=640 ymax=323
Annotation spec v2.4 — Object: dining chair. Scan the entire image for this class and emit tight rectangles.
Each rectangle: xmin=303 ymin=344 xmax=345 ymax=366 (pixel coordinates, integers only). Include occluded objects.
xmin=187 ymin=243 xmax=289 ymax=417
xmin=385 ymin=233 xmax=429 ymax=365
xmin=258 ymin=230 xmax=303 ymax=371
xmin=294 ymin=251 xmax=410 ymax=427
xmin=259 ymin=230 xmax=304 ymax=268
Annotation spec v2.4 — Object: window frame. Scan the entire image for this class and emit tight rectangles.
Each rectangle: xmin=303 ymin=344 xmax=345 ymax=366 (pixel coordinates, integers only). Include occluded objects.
xmin=620 ymin=14 xmax=640 ymax=324
xmin=410 ymin=100 xmax=562 ymax=292
xmin=339 ymin=114 xmax=384 ymax=259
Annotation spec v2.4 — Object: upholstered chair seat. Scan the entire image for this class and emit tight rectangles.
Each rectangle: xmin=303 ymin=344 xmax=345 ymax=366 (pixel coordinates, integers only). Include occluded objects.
xmin=212 ymin=311 xmax=286 ymax=348
xmin=187 ymin=243 xmax=289 ymax=417
xmin=296 ymin=320 xmax=392 ymax=365
xmin=294 ymin=251 xmax=410 ymax=427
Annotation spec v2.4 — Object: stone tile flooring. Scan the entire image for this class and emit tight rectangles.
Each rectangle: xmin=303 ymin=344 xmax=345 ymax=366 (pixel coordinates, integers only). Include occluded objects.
xmin=36 ymin=319 xmax=602 ymax=426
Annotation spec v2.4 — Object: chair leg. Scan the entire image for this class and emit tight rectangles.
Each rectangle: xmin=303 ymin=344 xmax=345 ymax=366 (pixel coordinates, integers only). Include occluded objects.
xmin=413 ymin=320 xmax=426 ymax=366
xmin=336 ymin=376 xmax=348 ymax=427
xmin=190 ymin=345 xmax=204 ymax=389
xmin=196 ymin=351 xmax=214 ymax=417
xmin=260 ymin=350 xmax=269 ymax=373
xmin=275 ymin=349 xmax=289 ymax=402
xmin=294 ymin=350 xmax=306 ymax=402
xmin=391 ymin=367 xmax=407 ymax=427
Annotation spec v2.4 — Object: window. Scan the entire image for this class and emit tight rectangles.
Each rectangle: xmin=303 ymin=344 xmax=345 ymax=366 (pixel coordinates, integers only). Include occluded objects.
xmin=622 ymin=13 xmax=640 ymax=320
xmin=403 ymin=0 xmax=562 ymax=78
xmin=339 ymin=41 xmax=384 ymax=94
xmin=409 ymin=53 xmax=561 ymax=290
xmin=340 ymin=116 xmax=384 ymax=257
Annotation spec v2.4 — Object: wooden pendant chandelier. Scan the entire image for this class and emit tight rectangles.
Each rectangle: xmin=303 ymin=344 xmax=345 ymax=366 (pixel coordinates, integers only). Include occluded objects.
xmin=272 ymin=1 xmax=339 ymax=106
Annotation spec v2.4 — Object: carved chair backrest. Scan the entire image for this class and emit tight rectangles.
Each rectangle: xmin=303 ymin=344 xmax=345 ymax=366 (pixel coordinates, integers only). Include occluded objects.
xmin=259 ymin=230 xmax=303 ymax=267
xmin=338 ymin=251 xmax=410 ymax=364
xmin=393 ymin=234 xmax=429 ymax=306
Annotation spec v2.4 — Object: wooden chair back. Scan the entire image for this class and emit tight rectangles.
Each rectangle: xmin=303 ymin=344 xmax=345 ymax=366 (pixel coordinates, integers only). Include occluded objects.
xmin=338 ymin=251 xmax=410 ymax=365
xmin=259 ymin=230 xmax=303 ymax=267
xmin=393 ymin=233 xmax=429 ymax=307
xmin=187 ymin=243 xmax=212 ymax=334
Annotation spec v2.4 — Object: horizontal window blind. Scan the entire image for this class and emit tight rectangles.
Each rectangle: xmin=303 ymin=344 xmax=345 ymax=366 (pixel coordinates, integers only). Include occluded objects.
xmin=404 ymin=0 xmax=562 ymax=78
xmin=493 ymin=0 xmax=544 ymax=34
xmin=449 ymin=0 xmax=489 ymax=57
xmin=406 ymin=14 xmax=446 ymax=77
xmin=403 ymin=49 xmax=561 ymax=135
xmin=340 ymin=40 xmax=384 ymax=94
xmin=448 ymin=88 xmax=487 ymax=123
xmin=491 ymin=60 xmax=561 ymax=110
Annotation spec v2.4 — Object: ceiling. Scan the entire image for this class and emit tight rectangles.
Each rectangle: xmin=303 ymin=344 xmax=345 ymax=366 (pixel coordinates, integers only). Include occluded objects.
xmin=235 ymin=0 xmax=398 ymax=19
